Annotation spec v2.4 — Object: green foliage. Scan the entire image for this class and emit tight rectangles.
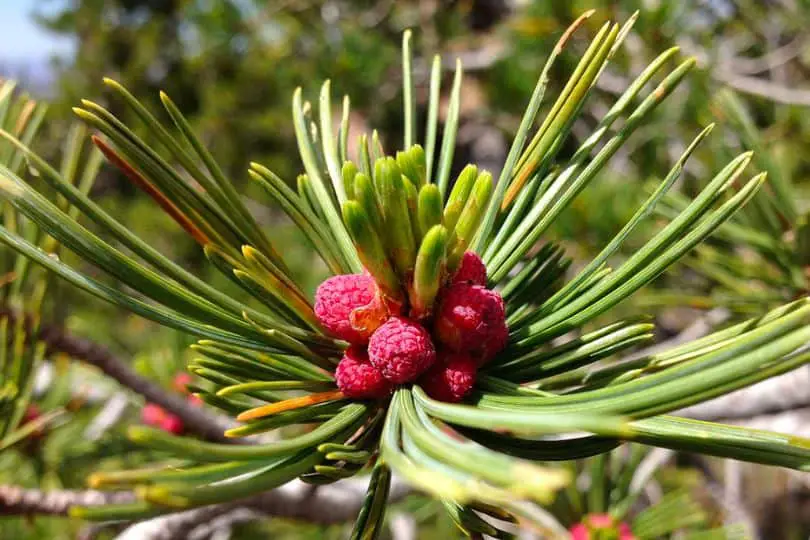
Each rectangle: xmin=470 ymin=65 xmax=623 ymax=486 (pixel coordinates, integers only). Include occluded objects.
xmin=0 ymin=1 xmax=808 ymax=537
xmin=1 ymin=12 xmax=810 ymax=538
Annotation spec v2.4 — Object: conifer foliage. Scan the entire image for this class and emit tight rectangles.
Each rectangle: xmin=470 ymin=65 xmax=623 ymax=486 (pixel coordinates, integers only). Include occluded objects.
xmin=2 ymin=11 xmax=810 ymax=536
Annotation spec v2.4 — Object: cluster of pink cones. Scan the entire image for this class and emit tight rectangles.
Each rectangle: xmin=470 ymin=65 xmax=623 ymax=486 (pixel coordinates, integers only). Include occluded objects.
xmin=315 ymin=251 xmax=508 ymax=402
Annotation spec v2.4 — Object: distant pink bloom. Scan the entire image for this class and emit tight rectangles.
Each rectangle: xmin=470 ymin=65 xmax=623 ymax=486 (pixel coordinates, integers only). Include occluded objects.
xmin=569 ymin=514 xmax=634 ymax=540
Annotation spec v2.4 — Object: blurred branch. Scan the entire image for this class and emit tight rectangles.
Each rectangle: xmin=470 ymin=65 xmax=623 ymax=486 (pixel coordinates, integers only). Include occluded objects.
xmin=0 ymin=477 xmax=413 ymax=534
xmin=629 ymin=308 xmax=730 ymax=360
xmin=728 ymin=35 xmax=805 ymax=75
xmin=630 ymin=448 xmax=673 ymax=497
xmin=680 ymin=37 xmax=810 ymax=106
xmin=730 ymin=407 xmax=810 ymax=437
xmin=0 ymin=485 xmax=135 ymax=516
xmin=40 ymin=325 xmax=236 ymax=443
xmin=0 ymin=307 xmax=236 ymax=443
xmin=679 ymin=366 xmax=810 ymax=422
xmin=714 ymin=72 xmax=810 ymax=106
xmin=116 ymin=477 xmax=413 ymax=540
xmin=83 ymin=393 xmax=130 ymax=441
xmin=635 ymin=308 xmax=810 ymax=424
xmin=117 ymin=505 xmax=263 ymax=540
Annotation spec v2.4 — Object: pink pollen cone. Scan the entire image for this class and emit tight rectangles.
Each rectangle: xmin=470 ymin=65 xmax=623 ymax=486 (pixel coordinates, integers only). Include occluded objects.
xmin=315 ymin=273 xmax=377 ymax=344
xmin=434 ymin=284 xmax=508 ymax=363
xmin=368 ymin=316 xmax=436 ymax=383
xmin=335 ymin=346 xmax=393 ymax=399
xmin=418 ymin=351 xmax=477 ymax=402
xmin=451 ymin=251 xmax=487 ymax=286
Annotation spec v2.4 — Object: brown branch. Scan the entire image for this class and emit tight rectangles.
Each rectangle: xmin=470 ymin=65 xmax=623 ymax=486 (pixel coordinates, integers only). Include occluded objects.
xmin=0 ymin=485 xmax=135 ymax=517
xmin=1 ymin=307 xmax=236 ymax=443
xmin=679 ymin=367 xmax=810 ymax=422
xmin=0 ymin=478 xmax=413 ymax=539
xmin=116 ymin=478 xmax=412 ymax=539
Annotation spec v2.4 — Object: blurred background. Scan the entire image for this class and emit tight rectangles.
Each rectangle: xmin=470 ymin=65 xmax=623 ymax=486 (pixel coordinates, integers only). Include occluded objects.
xmin=2 ymin=0 xmax=810 ymax=538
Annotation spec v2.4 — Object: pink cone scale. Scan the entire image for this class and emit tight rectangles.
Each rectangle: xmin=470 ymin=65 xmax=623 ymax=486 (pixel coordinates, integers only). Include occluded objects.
xmin=418 ymin=351 xmax=477 ymax=402
xmin=451 ymin=251 xmax=487 ymax=286
xmin=434 ymin=284 xmax=508 ymax=362
xmin=368 ymin=316 xmax=436 ymax=383
xmin=335 ymin=346 xmax=393 ymax=399
xmin=314 ymin=273 xmax=377 ymax=345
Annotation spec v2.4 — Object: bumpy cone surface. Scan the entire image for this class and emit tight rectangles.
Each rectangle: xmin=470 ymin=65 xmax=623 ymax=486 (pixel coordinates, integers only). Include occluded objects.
xmin=434 ymin=283 xmax=508 ymax=362
xmin=451 ymin=251 xmax=487 ymax=286
xmin=335 ymin=345 xmax=394 ymax=399
xmin=314 ymin=273 xmax=377 ymax=344
xmin=418 ymin=351 xmax=477 ymax=402
xmin=368 ymin=316 xmax=437 ymax=383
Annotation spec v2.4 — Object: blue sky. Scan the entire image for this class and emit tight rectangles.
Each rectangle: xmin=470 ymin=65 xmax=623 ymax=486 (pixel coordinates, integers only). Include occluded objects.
xmin=0 ymin=0 xmax=73 ymax=62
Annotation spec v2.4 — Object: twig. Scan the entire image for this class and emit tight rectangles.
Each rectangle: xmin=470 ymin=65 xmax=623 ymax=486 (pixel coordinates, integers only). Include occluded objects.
xmin=679 ymin=37 xmax=810 ymax=107
xmin=40 ymin=324 xmax=237 ymax=443
xmin=1 ymin=306 xmax=236 ymax=443
xmin=679 ymin=366 xmax=810 ymax=421
xmin=714 ymin=71 xmax=810 ymax=106
xmin=726 ymin=35 xmax=805 ymax=75
xmin=114 ymin=477 xmax=412 ymax=540
xmin=729 ymin=407 xmax=810 ymax=437
xmin=83 ymin=393 xmax=130 ymax=441
xmin=0 ymin=485 xmax=135 ymax=516
xmin=0 ymin=476 xmax=412 ymax=533
xmin=629 ymin=448 xmax=673 ymax=497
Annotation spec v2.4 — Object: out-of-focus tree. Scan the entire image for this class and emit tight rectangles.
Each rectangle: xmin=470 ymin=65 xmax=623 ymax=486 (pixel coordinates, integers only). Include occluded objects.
xmin=487 ymin=0 xmax=810 ymax=253
xmin=37 ymin=0 xmax=515 ymax=182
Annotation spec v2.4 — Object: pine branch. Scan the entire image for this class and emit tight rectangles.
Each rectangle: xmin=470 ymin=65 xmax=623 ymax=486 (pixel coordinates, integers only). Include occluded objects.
xmin=41 ymin=325 xmax=236 ymax=443
xmin=1 ymin=307 xmax=236 ymax=443
xmin=633 ymin=308 xmax=810 ymax=423
xmin=0 ymin=485 xmax=135 ymax=516
xmin=730 ymin=407 xmax=810 ymax=437
xmin=1 ymin=477 xmax=412 ymax=530
xmin=115 ymin=504 xmax=261 ymax=540
xmin=679 ymin=367 xmax=810 ymax=422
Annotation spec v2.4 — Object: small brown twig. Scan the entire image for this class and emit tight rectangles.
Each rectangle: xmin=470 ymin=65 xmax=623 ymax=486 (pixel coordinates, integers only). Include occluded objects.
xmin=1 ymin=306 xmax=236 ymax=443
xmin=0 ymin=485 xmax=135 ymax=516
xmin=1 ymin=477 xmax=414 ymax=539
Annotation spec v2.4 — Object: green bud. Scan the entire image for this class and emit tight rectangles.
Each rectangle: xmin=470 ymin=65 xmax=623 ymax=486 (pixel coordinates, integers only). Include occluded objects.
xmin=371 ymin=130 xmax=385 ymax=162
xmin=341 ymin=161 xmax=358 ymax=201
xmin=418 ymin=184 xmax=443 ymax=238
xmin=373 ymin=157 xmax=399 ymax=217
xmin=353 ymin=173 xmax=384 ymax=235
xmin=383 ymin=172 xmax=417 ymax=278
xmin=411 ymin=225 xmax=448 ymax=317
xmin=443 ymin=164 xmax=478 ymax=233
xmin=342 ymin=201 xmax=400 ymax=298
xmin=447 ymin=171 xmax=494 ymax=270
xmin=358 ymin=133 xmax=372 ymax=177
xmin=397 ymin=144 xmax=427 ymax=187
xmin=403 ymin=175 xmax=421 ymax=243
